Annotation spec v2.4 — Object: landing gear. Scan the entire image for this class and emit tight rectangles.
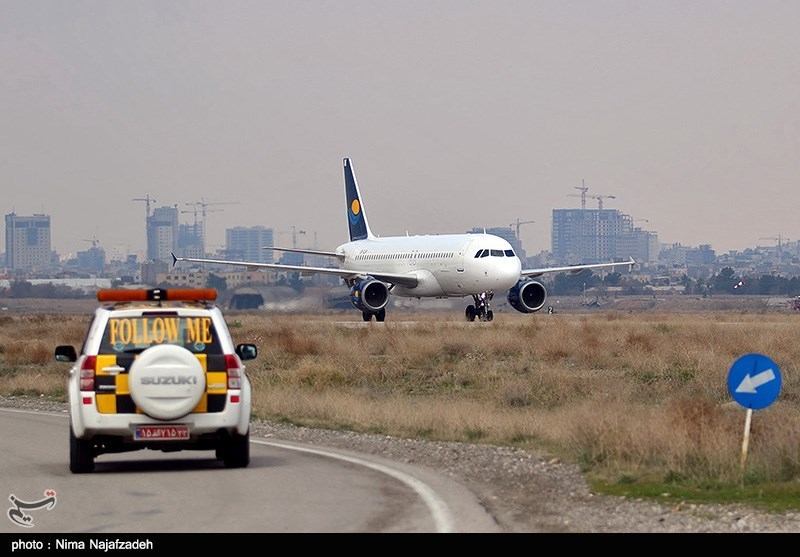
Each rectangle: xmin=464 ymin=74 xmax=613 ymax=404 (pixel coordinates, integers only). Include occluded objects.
xmin=466 ymin=305 xmax=477 ymax=322
xmin=466 ymin=292 xmax=494 ymax=322
xmin=362 ymin=308 xmax=386 ymax=322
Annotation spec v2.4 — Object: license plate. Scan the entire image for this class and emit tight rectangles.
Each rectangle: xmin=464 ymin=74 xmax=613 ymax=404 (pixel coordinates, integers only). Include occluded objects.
xmin=134 ymin=424 xmax=189 ymax=441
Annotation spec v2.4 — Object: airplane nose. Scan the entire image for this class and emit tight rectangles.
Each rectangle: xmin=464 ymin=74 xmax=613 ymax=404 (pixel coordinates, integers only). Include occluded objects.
xmin=501 ymin=258 xmax=522 ymax=287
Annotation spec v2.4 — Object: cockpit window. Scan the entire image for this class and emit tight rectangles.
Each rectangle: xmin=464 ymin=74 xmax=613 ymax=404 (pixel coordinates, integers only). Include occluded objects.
xmin=476 ymin=249 xmax=508 ymax=258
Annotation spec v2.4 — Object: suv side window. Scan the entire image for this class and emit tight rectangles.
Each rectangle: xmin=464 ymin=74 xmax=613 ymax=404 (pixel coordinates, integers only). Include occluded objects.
xmin=97 ymin=314 xmax=223 ymax=356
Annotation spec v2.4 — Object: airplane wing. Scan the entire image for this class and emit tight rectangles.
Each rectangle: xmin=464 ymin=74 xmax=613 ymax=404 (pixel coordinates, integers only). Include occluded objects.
xmin=521 ymin=257 xmax=635 ymax=279
xmin=171 ymin=253 xmax=419 ymax=288
xmin=266 ymin=246 xmax=345 ymax=260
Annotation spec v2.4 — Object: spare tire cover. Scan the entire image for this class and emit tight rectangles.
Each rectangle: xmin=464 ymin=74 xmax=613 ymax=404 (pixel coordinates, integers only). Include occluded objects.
xmin=128 ymin=345 xmax=206 ymax=420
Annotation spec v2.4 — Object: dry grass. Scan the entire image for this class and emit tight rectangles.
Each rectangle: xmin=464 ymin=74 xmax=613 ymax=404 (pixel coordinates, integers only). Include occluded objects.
xmin=4 ymin=304 xmax=800 ymax=486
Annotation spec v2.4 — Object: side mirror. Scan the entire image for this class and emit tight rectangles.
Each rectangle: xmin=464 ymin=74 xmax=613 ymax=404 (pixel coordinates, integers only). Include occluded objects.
xmin=55 ymin=345 xmax=78 ymax=362
xmin=235 ymin=343 xmax=257 ymax=361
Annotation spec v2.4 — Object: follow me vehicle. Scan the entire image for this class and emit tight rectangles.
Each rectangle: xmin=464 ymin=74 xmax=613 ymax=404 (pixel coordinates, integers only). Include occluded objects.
xmin=55 ymin=288 xmax=257 ymax=473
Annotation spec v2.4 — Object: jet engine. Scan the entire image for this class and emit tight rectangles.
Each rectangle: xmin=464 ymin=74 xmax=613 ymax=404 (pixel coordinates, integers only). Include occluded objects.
xmin=507 ymin=279 xmax=547 ymax=313
xmin=350 ymin=279 xmax=389 ymax=313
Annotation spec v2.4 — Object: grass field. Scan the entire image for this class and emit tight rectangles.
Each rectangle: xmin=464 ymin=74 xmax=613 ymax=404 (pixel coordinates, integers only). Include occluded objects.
xmin=3 ymin=294 xmax=800 ymax=509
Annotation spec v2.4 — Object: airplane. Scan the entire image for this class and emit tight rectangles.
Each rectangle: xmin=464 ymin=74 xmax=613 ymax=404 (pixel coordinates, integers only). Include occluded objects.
xmin=172 ymin=158 xmax=635 ymax=322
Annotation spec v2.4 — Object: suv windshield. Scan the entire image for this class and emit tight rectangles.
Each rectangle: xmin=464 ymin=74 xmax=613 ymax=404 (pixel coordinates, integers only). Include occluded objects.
xmin=98 ymin=314 xmax=223 ymax=355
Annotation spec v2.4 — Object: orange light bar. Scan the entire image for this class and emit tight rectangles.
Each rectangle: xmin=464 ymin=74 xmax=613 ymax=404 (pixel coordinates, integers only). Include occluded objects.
xmin=97 ymin=289 xmax=217 ymax=302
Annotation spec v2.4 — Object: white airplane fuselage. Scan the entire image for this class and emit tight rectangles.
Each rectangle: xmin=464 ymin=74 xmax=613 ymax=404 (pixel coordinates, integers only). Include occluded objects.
xmin=172 ymin=157 xmax=634 ymax=322
xmin=338 ymin=233 xmax=522 ymax=298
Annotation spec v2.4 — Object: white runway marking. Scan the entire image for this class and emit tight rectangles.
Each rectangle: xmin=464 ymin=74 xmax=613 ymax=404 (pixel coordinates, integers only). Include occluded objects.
xmin=251 ymin=438 xmax=455 ymax=533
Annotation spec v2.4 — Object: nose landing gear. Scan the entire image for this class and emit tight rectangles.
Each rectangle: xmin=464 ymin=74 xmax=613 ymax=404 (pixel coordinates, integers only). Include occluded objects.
xmin=465 ymin=292 xmax=494 ymax=322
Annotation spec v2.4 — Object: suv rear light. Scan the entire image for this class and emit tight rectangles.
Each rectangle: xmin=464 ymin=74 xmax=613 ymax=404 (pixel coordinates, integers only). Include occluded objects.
xmin=80 ymin=356 xmax=97 ymax=391
xmin=225 ymin=354 xmax=243 ymax=390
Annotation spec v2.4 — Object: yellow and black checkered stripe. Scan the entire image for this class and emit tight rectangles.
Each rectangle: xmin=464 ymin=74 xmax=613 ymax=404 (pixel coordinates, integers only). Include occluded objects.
xmin=93 ymin=354 xmax=228 ymax=414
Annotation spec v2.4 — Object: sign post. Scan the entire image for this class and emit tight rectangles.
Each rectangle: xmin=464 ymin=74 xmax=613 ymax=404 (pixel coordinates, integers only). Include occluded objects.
xmin=727 ymin=353 xmax=782 ymax=484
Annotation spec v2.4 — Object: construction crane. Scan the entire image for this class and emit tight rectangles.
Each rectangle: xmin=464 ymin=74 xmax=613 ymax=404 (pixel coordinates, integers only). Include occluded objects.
xmin=590 ymin=194 xmax=616 ymax=210
xmin=571 ymin=180 xmax=589 ymax=210
xmin=759 ymin=234 xmax=788 ymax=247
xmin=184 ymin=198 xmax=240 ymax=225
xmin=276 ymin=226 xmax=306 ymax=248
xmin=509 ymin=218 xmax=535 ymax=240
xmin=180 ymin=207 xmax=220 ymax=255
xmin=181 ymin=206 xmax=222 ymax=229
xmin=760 ymin=235 xmax=789 ymax=262
xmin=81 ymin=236 xmax=100 ymax=249
xmin=568 ymin=183 xmax=616 ymax=209
xmin=183 ymin=198 xmax=241 ymax=255
xmin=132 ymin=195 xmax=156 ymax=218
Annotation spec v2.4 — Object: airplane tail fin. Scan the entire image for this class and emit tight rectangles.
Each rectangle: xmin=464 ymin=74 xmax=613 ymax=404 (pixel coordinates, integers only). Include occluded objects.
xmin=343 ymin=157 xmax=374 ymax=241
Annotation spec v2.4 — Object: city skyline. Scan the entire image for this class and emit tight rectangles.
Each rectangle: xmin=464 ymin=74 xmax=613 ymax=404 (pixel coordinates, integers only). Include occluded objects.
xmin=2 ymin=2 xmax=798 ymax=258
xmin=5 ymin=201 xmax=791 ymax=270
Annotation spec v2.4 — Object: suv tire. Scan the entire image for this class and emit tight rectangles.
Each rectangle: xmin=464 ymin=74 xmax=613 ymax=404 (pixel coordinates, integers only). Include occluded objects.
xmin=70 ymin=425 xmax=95 ymax=474
xmin=220 ymin=429 xmax=250 ymax=468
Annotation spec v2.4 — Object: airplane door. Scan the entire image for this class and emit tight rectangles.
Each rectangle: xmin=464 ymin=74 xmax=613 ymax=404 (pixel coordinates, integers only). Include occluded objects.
xmin=456 ymin=239 xmax=470 ymax=273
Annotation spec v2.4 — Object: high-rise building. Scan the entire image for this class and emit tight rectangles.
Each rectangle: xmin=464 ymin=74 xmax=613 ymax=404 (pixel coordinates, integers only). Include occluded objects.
xmin=146 ymin=206 xmax=178 ymax=263
xmin=551 ymin=209 xmax=623 ymax=263
xmin=5 ymin=212 xmax=52 ymax=271
xmin=552 ymin=208 xmax=657 ymax=265
xmin=178 ymin=223 xmax=204 ymax=258
xmin=77 ymin=245 xmax=106 ymax=274
xmin=225 ymin=226 xmax=274 ymax=264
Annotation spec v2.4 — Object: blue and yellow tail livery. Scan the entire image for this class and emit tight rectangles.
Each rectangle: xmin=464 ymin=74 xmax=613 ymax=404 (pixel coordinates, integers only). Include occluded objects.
xmin=343 ymin=157 xmax=372 ymax=241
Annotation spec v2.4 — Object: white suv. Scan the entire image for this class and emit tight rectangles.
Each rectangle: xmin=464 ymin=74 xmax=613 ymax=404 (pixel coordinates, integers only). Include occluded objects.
xmin=55 ymin=288 xmax=256 ymax=474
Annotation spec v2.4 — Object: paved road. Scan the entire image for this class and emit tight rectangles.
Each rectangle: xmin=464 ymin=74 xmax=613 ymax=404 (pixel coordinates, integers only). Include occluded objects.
xmin=0 ymin=408 xmax=499 ymax=533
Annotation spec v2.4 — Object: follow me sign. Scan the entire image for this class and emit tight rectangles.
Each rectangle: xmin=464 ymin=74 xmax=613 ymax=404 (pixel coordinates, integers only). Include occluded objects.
xmin=727 ymin=353 xmax=782 ymax=410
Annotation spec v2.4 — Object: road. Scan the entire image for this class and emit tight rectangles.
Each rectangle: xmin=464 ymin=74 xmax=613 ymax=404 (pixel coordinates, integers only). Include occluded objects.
xmin=0 ymin=408 xmax=499 ymax=533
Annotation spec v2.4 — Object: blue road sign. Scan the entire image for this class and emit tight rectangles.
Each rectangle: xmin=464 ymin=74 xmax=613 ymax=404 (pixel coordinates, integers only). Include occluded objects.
xmin=727 ymin=353 xmax=782 ymax=410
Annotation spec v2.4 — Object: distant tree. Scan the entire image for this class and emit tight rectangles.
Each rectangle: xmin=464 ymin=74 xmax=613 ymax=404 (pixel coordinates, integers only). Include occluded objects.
xmin=680 ymin=274 xmax=695 ymax=294
xmin=712 ymin=267 xmax=739 ymax=293
xmin=32 ymin=283 xmax=57 ymax=299
xmin=206 ymin=274 xmax=228 ymax=292
xmin=603 ymin=272 xmax=622 ymax=286
xmin=288 ymin=272 xmax=305 ymax=294
xmin=551 ymin=271 xmax=599 ymax=295
xmin=620 ymin=277 xmax=652 ymax=295
xmin=9 ymin=280 xmax=32 ymax=298
xmin=756 ymin=274 xmax=784 ymax=295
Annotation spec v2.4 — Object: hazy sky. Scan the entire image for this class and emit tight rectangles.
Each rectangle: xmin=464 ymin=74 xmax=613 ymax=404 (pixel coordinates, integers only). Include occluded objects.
xmin=2 ymin=1 xmax=799 ymax=260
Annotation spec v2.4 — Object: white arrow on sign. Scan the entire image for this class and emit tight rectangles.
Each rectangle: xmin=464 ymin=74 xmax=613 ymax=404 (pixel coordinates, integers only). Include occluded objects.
xmin=735 ymin=368 xmax=776 ymax=394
